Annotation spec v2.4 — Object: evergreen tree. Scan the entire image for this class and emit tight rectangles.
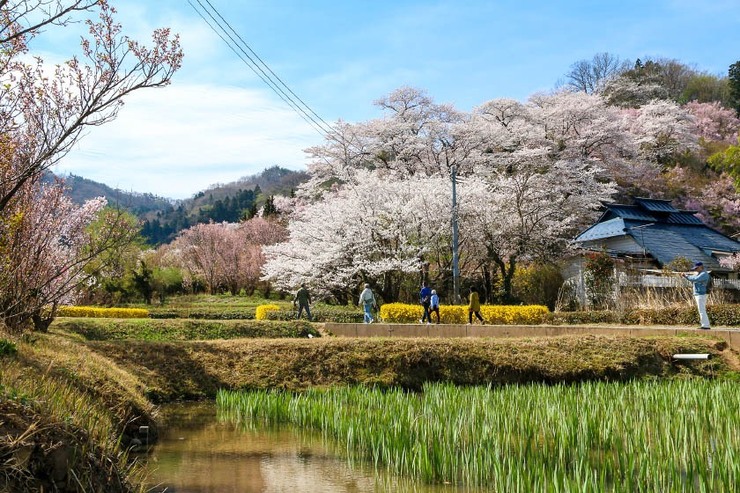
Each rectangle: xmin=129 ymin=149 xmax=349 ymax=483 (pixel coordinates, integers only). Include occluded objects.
xmin=729 ymin=61 xmax=740 ymax=116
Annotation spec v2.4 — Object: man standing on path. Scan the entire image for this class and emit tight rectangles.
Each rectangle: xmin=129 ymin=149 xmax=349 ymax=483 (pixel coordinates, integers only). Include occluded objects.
xmin=419 ymin=281 xmax=432 ymax=324
xmin=293 ymin=284 xmax=313 ymax=321
xmin=359 ymin=283 xmax=377 ymax=324
xmin=683 ymin=262 xmax=711 ymax=330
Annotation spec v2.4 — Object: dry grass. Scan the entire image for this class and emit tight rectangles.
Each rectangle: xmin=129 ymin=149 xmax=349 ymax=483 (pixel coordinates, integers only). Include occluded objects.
xmin=85 ymin=335 xmax=731 ymax=399
xmin=0 ymin=333 xmax=151 ymax=493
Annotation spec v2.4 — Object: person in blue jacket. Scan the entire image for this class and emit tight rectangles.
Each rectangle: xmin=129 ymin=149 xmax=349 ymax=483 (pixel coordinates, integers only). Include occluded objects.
xmin=419 ymin=281 xmax=433 ymax=324
xmin=683 ymin=262 xmax=711 ymax=329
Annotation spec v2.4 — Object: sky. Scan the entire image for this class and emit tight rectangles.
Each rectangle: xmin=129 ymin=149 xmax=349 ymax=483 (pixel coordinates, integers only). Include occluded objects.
xmin=36 ymin=0 xmax=740 ymax=199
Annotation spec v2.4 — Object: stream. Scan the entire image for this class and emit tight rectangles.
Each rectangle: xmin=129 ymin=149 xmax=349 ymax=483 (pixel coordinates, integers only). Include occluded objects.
xmin=139 ymin=402 xmax=475 ymax=493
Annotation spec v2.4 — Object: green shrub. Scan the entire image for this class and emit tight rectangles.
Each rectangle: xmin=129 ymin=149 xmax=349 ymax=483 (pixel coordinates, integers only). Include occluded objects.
xmin=0 ymin=339 xmax=17 ymax=357
xmin=149 ymin=308 xmax=256 ymax=319
xmin=264 ymin=309 xmax=365 ymax=323
xmin=512 ymin=263 xmax=564 ymax=310
xmin=52 ymin=318 xmax=320 ymax=341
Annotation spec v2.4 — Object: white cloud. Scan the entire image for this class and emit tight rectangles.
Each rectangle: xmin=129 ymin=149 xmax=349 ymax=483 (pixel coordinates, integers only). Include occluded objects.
xmin=56 ymin=83 xmax=322 ymax=199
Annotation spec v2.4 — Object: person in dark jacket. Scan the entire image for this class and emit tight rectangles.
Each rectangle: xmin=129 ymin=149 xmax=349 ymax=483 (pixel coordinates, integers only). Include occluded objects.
xmin=419 ymin=281 xmax=432 ymax=324
xmin=293 ymin=284 xmax=313 ymax=321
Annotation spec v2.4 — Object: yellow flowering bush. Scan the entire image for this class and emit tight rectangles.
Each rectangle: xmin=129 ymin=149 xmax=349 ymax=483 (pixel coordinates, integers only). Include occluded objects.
xmin=380 ymin=303 xmax=549 ymax=324
xmin=255 ymin=304 xmax=281 ymax=320
xmin=56 ymin=306 xmax=149 ymax=318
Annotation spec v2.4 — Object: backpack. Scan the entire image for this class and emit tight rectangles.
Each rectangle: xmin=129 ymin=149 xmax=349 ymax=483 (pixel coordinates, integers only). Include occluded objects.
xmin=705 ymin=274 xmax=713 ymax=294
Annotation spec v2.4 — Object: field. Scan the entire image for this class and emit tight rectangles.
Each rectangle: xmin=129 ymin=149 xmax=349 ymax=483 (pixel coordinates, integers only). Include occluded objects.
xmin=219 ymin=380 xmax=740 ymax=491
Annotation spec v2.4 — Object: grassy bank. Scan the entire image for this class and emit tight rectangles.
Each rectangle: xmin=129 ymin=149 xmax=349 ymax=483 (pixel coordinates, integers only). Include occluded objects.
xmin=85 ymin=334 xmax=730 ymax=401
xmin=0 ymin=333 xmax=154 ymax=492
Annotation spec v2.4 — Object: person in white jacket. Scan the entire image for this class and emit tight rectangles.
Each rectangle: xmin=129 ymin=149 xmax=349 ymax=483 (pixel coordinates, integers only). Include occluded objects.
xmin=358 ymin=283 xmax=377 ymax=323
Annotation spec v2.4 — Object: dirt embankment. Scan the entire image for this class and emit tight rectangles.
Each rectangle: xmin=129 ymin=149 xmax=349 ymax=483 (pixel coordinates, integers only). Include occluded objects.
xmin=88 ymin=334 xmax=732 ymax=400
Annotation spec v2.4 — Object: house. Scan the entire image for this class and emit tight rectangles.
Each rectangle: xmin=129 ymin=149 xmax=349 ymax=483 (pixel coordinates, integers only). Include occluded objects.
xmin=574 ymin=197 xmax=740 ymax=274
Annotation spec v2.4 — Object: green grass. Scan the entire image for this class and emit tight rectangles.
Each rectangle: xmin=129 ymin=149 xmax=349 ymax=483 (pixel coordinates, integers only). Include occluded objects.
xmin=218 ymin=380 xmax=740 ymax=491
xmin=52 ymin=317 xmax=319 ymax=341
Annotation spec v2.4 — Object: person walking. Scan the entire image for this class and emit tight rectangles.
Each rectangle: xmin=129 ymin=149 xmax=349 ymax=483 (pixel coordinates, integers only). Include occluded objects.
xmin=358 ymin=283 xmax=377 ymax=324
xmin=683 ymin=262 xmax=711 ymax=329
xmin=429 ymin=289 xmax=441 ymax=324
xmin=419 ymin=281 xmax=433 ymax=324
xmin=293 ymin=284 xmax=313 ymax=321
xmin=467 ymin=287 xmax=484 ymax=325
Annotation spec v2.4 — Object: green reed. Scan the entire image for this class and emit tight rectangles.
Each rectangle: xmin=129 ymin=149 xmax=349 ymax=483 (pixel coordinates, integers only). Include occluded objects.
xmin=217 ymin=380 xmax=740 ymax=491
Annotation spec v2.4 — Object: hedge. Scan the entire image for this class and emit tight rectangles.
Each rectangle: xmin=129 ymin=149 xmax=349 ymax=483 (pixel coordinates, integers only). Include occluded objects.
xmin=379 ymin=303 xmax=550 ymax=324
xmin=55 ymin=306 xmax=149 ymax=319
xmin=52 ymin=318 xmax=320 ymax=341
xmin=261 ymin=308 xmax=365 ymax=323
xmin=148 ymin=307 xmax=256 ymax=320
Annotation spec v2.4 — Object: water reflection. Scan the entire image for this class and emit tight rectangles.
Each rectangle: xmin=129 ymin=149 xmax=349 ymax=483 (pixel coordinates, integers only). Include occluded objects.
xmin=140 ymin=402 xmax=473 ymax=493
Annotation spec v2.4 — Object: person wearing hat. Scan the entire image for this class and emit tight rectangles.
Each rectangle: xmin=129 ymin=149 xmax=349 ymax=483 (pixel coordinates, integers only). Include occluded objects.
xmin=682 ymin=262 xmax=711 ymax=330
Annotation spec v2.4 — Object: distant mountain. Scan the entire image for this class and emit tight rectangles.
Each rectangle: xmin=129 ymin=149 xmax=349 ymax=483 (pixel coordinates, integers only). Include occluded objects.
xmin=142 ymin=166 xmax=308 ymax=245
xmin=190 ymin=165 xmax=309 ymax=207
xmin=53 ymin=173 xmax=175 ymax=215
xmin=55 ymin=166 xmax=309 ymax=246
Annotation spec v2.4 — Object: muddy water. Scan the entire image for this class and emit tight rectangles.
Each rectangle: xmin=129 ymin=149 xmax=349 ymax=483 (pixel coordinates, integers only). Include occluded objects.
xmin=140 ymin=402 xmax=474 ymax=493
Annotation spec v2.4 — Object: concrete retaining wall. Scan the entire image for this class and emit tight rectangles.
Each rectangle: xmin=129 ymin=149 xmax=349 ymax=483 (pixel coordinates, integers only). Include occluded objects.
xmin=324 ymin=323 xmax=740 ymax=351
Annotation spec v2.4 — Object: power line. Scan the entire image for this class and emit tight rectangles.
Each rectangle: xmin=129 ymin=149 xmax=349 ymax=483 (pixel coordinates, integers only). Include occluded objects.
xmin=187 ymin=0 xmax=337 ymax=139
xmin=200 ymin=0 xmax=337 ymax=136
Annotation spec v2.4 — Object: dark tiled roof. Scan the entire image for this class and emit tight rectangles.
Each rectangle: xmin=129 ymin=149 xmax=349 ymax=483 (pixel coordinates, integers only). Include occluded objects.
xmin=630 ymin=225 xmax=722 ymax=268
xmin=665 ymin=212 xmax=704 ymax=225
xmin=601 ymin=205 xmax=656 ymax=222
xmin=575 ymin=199 xmax=740 ymax=268
xmin=634 ymin=197 xmax=679 ymax=213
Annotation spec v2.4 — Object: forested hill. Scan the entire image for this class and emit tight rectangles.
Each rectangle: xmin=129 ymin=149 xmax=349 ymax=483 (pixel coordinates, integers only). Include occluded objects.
xmin=56 ymin=166 xmax=309 ymax=245
xmin=51 ymin=173 xmax=175 ymax=215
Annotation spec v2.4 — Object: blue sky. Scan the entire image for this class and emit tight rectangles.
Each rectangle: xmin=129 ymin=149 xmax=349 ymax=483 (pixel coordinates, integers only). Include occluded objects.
xmin=41 ymin=0 xmax=740 ymax=198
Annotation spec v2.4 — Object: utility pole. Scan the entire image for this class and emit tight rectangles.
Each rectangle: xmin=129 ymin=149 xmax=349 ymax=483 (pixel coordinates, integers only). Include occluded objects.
xmin=451 ymin=164 xmax=460 ymax=304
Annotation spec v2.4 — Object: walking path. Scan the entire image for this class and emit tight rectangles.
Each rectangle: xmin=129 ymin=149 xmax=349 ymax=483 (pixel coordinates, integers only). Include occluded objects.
xmin=324 ymin=323 xmax=740 ymax=351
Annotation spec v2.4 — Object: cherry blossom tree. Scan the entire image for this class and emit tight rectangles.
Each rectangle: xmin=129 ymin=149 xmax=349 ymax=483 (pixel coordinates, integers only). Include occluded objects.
xmin=719 ymin=254 xmax=740 ymax=271
xmin=619 ymin=100 xmax=698 ymax=165
xmin=263 ymin=171 xmax=494 ymax=303
xmin=684 ymin=101 xmax=740 ymax=144
xmin=269 ymin=87 xmax=728 ymax=303
xmin=300 ymin=87 xmax=480 ymax=197
xmin=0 ymin=0 xmax=182 ymax=212
xmin=0 ymin=179 xmax=139 ymax=332
xmin=165 ymin=218 xmax=286 ymax=295
xmin=470 ymin=91 xmax=618 ymax=300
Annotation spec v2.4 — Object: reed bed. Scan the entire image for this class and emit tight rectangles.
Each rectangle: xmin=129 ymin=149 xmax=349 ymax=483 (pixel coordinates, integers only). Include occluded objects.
xmin=218 ymin=381 xmax=740 ymax=491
